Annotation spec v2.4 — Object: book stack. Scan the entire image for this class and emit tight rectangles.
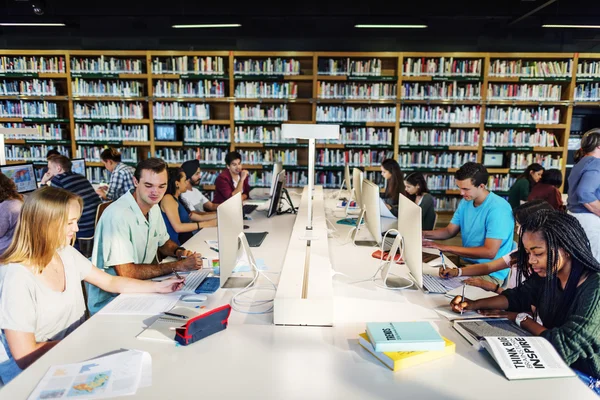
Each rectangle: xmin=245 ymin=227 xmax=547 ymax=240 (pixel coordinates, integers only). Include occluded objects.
xmin=358 ymin=322 xmax=455 ymax=372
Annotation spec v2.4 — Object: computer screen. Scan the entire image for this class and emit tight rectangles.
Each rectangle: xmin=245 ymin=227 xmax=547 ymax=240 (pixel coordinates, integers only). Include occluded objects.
xmin=268 ymin=170 xmax=286 ymax=218
xmin=397 ymin=193 xmax=423 ymax=289
xmin=71 ymin=158 xmax=86 ymax=176
xmin=0 ymin=163 xmax=38 ymax=193
xmin=362 ymin=179 xmax=382 ymax=247
xmin=352 ymin=168 xmax=363 ymax=209
xmin=269 ymin=162 xmax=283 ymax=197
xmin=155 ymin=124 xmax=177 ymax=141
xmin=343 ymin=164 xmax=352 ymax=193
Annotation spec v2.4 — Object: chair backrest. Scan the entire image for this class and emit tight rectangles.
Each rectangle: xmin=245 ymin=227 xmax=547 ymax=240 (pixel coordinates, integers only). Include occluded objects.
xmin=433 ymin=212 xmax=439 ymax=229
xmin=95 ymin=201 xmax=114 ymax=228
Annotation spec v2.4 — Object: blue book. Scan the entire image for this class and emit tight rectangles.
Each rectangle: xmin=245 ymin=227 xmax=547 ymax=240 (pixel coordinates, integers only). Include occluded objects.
xmin=366 ymin=321 xmax=445 ymax=352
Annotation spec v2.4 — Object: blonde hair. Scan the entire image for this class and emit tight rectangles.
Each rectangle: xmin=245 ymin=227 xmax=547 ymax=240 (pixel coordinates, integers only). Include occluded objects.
xmin=0 ymin=186 xmax=83 ymax=273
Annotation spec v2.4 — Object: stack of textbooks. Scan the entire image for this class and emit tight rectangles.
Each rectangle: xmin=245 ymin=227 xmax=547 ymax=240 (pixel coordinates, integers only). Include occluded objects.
xmin=358 ymin=322 xmax=455 ymax=372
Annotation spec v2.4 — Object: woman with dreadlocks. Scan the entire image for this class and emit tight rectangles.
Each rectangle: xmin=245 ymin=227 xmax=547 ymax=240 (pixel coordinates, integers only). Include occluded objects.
xmin=450 ymin=210 xmax=600 ymax=394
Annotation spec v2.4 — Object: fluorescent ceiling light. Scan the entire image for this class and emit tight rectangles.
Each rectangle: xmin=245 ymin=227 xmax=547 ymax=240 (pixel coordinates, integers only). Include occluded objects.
xmin=0 ymin=23 xmax=65 ymax=26
xmin=355 ymin=24 xmax=427 ymax=29
xmin=172 ymin=24 xmax=241 ymax=29
xmin=543 ymin=24 xmax=600 ymax=29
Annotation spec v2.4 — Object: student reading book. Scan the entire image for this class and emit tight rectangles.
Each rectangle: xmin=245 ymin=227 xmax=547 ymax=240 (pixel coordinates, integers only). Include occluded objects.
xmin=449 ymin=210 xmax=600 ymax=394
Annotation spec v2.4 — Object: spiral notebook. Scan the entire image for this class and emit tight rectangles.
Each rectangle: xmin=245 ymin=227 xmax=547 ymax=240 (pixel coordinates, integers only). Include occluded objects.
xmin=136 ymin=307 xmax=200 ymax=343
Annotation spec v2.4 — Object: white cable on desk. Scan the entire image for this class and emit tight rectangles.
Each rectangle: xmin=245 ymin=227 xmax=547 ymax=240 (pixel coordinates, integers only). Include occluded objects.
xmin=230 ymin=259 xmax=278 ymax=315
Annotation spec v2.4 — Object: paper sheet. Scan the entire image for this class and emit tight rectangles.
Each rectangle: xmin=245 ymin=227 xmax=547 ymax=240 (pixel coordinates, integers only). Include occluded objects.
xmin=379 ymin=198 xmax=397 ymax=219
xmin=434 ymin=305 xmax=483 ymax=321
xmin=445 ymin=285 xmax=499 ymax=301
xmin=28 ymin=349 xmax=150 ymax=400
xmin=98 ymin=294 xmax=180 ymax=316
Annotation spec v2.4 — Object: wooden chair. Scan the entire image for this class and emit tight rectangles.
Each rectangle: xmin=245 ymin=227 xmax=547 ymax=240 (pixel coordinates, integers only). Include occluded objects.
xmin=95 ymin=200 xmax=114 ymax=227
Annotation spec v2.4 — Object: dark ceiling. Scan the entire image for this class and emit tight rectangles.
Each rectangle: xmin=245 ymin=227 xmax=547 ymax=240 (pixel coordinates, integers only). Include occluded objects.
xmin=1 ymin=0 xmax=600 ymax=51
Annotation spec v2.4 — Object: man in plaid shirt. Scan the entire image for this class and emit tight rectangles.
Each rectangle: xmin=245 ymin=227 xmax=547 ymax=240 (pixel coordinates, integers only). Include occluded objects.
xmin=95 ymin=148 xmax=136 ymax=201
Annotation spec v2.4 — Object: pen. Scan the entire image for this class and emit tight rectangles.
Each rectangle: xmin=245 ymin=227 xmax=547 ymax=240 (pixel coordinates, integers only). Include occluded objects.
xmin=172 ymin=268 xmax=182 ymax=280
xmin=439 ymin=250 xmax=446 ymax=271
xmin=162 ymin=312 xmax=188 ymax=320
xmin=460 ymin=284 xmax=466 ymax=315
xmin=210 ymin=247 xmax=219 ymax=253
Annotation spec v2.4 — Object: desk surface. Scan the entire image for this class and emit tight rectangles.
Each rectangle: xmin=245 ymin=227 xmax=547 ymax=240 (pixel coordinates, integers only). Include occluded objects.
xmin=0 ymin=190 xmax=594 ymax=399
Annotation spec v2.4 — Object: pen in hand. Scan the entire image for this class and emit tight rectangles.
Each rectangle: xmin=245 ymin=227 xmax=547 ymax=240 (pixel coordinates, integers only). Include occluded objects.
xmin=439 ymin=250 xmax=446 ymax=271
xmin=172 ymin=268 xmax=182 ymax=280
xmin=460 ymin=284 xmax=466 ymax=315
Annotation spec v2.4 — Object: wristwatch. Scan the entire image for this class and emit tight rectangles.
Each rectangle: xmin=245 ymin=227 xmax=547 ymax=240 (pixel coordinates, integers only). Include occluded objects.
xmin=515 ymin=313 xmax=531 ymax=327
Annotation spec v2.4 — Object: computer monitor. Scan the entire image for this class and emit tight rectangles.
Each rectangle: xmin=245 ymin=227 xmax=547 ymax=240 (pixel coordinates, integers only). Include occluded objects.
xmin=343 ymin=164 xmax=352 ymax=193
xmin=378 ymin=232 xmax=413 ymax=289
xmin=71 ymin=158 xmax=86 ymax=176
xmin=352 ymin=168 xmax=363 ymax=209
xmin=362 ymin=178 xmax=383 ymax=247
xmin=217 ymin=193 xmax=256 ymax=288
xmin=397 ymin=193 xmax=424 ymax=289
xmin=155 ymin=124 xmax=177 ymax=141
xmin=267 ymin=169 xmax=286 ymax=218
xmin=0 ymin=163 xmax=38 ymax=194
xmin=269 ymin=162 xmax=283 ymax=197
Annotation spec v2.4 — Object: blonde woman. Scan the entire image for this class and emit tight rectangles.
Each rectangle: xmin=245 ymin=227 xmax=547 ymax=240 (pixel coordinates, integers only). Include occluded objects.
xmin=0 ymin=187 xmax=183 ymax=384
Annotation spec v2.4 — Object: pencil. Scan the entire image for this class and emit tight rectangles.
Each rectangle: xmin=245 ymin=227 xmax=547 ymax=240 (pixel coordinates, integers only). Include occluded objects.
xmin=461 ymin=284 xmax=466 ymax=315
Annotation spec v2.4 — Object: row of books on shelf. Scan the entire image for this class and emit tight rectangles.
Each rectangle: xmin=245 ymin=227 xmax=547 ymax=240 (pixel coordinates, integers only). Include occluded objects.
xmin=403 ymin=57 xmax=482 ymax=77
xmin=74 ymin=102 xmax=144 ymax=120
xmin=184 ymin=125 xmax=231 ymax=143
xmin=154 ymin=103 xmax=210 ymax=120
xmin=233 ymin=126 xmax=293 ymax=144
xmin=315 ymin=127 xmax=393 ymax=145
xmin=0 ymin=122 xmax=64 ymax=138
xmin=71 ymin=56 xmax=143 ymax=74
xmin=155 ymin=148 xmax=221 ymax=165
xmin=485 ymin=106 xmax=561 ymax=124
xmin=316 ymin=149 xmax=394 ymax=167
xmin=402 ymin=82 xmax=481 ymax=100
xmin=487 ymin=83 xmax=562 ymax=101
xmin=151 ymin=56 xmax=225 ymax=75
xmin=5 ymin=144 xmax=70 ymax=161
xmin=0 ymin=56 xmax=66 ymax=73
xmin=488 ymin=60 xmax=572 ymax=77
xmin=317 ymin=82 xmax=397 ymax=100
xmin=72 ymin=79 xmax=144 ymax=97
xmin=0 ymin=100 xmax=59 ymax=118
xmin=86 ymin=167 xmax=110 ymax=184
xmin=397 ymin=151 xmax=477 ymax=169
xmin=399 ymin=105 xmax=480 ymax=124
xmin=76 ymin=146 xmax=138 ymax=163
xmin=75 ymin=124 xmax=149 ymax=141
xmin=318 ymin=58 xmax=383 ymax=76
xmin=0 ymin=79 xmax=58 ymax=96
xmin=434 ymin=196 xmax=459 ymax=212
xmin=316 ymin=106 xmax=396 ymax=122
xmin=234 ymin=82 xmax=297 ymax=99
xmin=240 ymin=149 xmax=298 ymax=165
xmin=510 ymin=153 xmax=562 ymax=170
xmin=578 ymin=61 xmax=600 ymax=78
xmin=488 ymin=174 xmax=517 ymax=192
xmin=482 ymin=129 xmax=558 ymax=147
xmin=234 ymin=58 xmax=301 ymax=76
xmin=234 ymin=104 xmax=288 ymax=121
xmin=154 ymin=80 xmax=225 ymax=98
xmin=398 ymin=128 xmax=479 ymax=146
xmin=574 ymin=83 xmax=600 ymax=101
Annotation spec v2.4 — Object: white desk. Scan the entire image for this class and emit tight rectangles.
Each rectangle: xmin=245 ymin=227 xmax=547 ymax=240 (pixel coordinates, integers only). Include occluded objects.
xmin=0 ymin=190 xmax=594 ymax=399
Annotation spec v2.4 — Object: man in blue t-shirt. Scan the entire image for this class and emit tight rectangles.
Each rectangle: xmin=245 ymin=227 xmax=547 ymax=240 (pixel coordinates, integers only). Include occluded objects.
xmin=423 ymin=162 xmax=514 ymax=285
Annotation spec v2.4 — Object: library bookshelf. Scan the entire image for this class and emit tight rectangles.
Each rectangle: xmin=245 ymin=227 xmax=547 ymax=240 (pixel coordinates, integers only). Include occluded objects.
xmin=0 ymin=50 xmax=588 ymax=210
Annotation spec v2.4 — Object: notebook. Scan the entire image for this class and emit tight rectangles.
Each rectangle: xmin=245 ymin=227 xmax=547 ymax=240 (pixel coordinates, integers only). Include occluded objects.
xmin=366 ymin=321 xmax=445 ymax=352
xmin=136 ymin=307 xmax=200 ymax=343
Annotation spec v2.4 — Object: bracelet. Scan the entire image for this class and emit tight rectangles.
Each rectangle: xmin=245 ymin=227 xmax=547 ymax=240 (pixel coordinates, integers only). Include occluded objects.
xmin=197 ymin=222 xmax=200 ymax=230
xmin=175 ymin=246 xmax=186 ymax=257
xmin=457 ymin=268 xmax=462 ymax=277
xmin=494 ymin=283 xmax=501 ymax=293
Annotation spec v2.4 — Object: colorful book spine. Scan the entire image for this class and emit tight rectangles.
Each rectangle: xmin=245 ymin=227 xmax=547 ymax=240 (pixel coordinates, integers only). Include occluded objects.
xmin=233 ymin=58 xmax=300 ymax=75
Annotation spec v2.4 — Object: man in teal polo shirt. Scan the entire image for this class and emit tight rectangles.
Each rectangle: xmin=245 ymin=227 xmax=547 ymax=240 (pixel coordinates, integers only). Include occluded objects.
xmin=423 ymin=162 xmax=515 ymax=286
xmin=87 ymin=158 xmax=204 ymax=314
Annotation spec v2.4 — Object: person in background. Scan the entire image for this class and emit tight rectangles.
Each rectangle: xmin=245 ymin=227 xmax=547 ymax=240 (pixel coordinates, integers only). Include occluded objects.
xmin=0 ymin=173 xmax=23 ymax=255
xmin=160 ymin=168 xmax=217 ymax=246
xmin=527 ymin=169 xmax=565 ymax=210
xmin=0 ymin=187 xmax=183 ymax=384
xmin=423 ymin=162 xmax=514 ymax=286
xmin=179 ymin=159 xmax=219 ymax=212
xmin=404 ymin=172 xmax=435 ymax=230
xmin=40 ymin=148 xmax=61 ymax=177
xmin=439 ymin=200 xmax=554 ymax=293
xmin=87 ymin=158 xmax=203 ymax=314
xmin=568 ymin=128 xmax=600 ymax=263
xmin=450 ymin=210 xmax=600 ymax=394
xmin=40 ymin=155 xmax=102 ymax=241
xmin=95 ymin=148 xmax=135 ymax=201
xmin=213 ymin=151 xmax=251 ymax=204
xmin=380 ymin=159 xmax=405 ymax=218
xmin=507 ymin=163 xmax=544 ymax=209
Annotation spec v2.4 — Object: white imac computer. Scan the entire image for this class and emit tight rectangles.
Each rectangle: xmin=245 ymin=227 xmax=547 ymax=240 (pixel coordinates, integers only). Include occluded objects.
xmin=0 ymin=163 xmax=38 ymax=194
xmin=71 ymin=158 xmax=86 ymax=176
xmin=397 ymin=193 xmax=424 ymax=289
xmin=269 ymin=162 xmax=283 ymax=197
xmin=217 ymin=193 xmax=257 ymax=288
xmin=352 ymin=178 xmax=382 ymax=247
xmin=267 ymin=169 xmax=286 ymax=218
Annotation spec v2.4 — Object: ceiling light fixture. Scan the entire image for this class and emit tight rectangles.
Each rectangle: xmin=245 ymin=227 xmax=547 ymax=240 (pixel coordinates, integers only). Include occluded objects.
xmin=172 ymin=24 xmax=241 ymax=29
xmin=0 ymin=22 xmax=65 ymax=26
xmin=542 ymin=24 xmax=600 ymax=29
xmin=355 ymin=24 xmax=427 ymax=29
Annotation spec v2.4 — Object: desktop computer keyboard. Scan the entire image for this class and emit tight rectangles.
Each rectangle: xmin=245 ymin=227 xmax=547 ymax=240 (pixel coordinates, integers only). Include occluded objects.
xmin=243 ymin=204 xmax=258 ymax=215
xmin=181 ymin=269 xmax=211 ymax=293
xmin=422 ymin=274 xmax=466 ymax=294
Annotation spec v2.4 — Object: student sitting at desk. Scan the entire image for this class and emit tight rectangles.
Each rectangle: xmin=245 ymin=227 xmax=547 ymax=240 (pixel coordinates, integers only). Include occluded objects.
xmin=404 ymin=172 xmax=436 ymax=230
xmin=527 ymin=169 xmax=565 ymax=211
xmin=179 ymin=159 xmax=219 ymax=212
xmin=507 ymin=163 xmax=544 ymax=210
xmin=380 ymin=158 xmax=405 ymax=218
xmin=160 ymin=167 xmax=217 ymax=246
xmin=213 ymin=151 xmax=251 ymax=204
xmin=0 ymin=172 xmax=23 ymax=255
xmin=0 ymin=187 xmax=183 ymax=384
xmin=95 ymin=148 xmax=135 ymax=201
xmin=423 ymin=162 xmax=514 ymax=286
xmin=451 ymin=210 xmax=600 ymax=394
xmin=87 ymin=158 xmax=204 ymax=315
xmin=439 ymin=200 xmax=554 ymax=293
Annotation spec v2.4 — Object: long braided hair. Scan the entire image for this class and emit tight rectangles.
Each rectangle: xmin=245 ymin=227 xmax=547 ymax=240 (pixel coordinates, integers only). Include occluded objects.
xmin=516 ymin=210 xmax=600 ymax=327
